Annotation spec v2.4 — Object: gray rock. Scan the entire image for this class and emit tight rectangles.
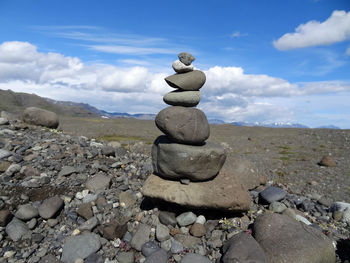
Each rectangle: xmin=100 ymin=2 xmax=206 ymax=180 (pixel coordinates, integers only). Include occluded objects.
xmin=155 ymin=106 xmax=209 ymax=144
xmin=165 ymin=70 xmax=206 ymax=91
xmin=144 ymin=248 xmax=168 ymax=263
xmin=152 ymin=136 xmax=226 ymax=181
xmin=171 ymin=239 xmax=184 ymax=253
xmin=5 ymin=163 xmax=21 ymax=176
xmin=178 ymin=52 xmax=195 ymax=66
xmin=85 ymin=253 xmax=103 ymax=263
xmin=22 ymin=107 xmax=59 ymax=128
xmin=181 ymin=253 xmax=212 ymax=263
xmin=58 ymin=166 xmax=76 ymax=177
xmin=174 ymin=234 xmax=201 ymax=248
xmin=85 ymin=174 xmax=111 ymax=192
xmin=131 ymin=223 xmax=151 ymax=251
xmin=163 ymin=90 xmax=200 ymax=107
xmin=5 ymin=217 xmax=30 ymax=241
xmin=342 ymin=207 xmax=350 ymax=225
xmin=269 ymin=201 xmax=287 ymax=213
xmin=0 ymin=117 xmax=9 ymax=125
xmin=172 ymin=60 xmax=194 ymax=73
xmin=253 ymin=213 xmax=335 ymax=263
xmin=330 ymin=202 xmax=350 ymax=212
xmin=0 ymin=149 xmax=11 ymax=159
xmin=176 ymin=212 xmax=197 ymax=227
xmin=142 ymin=241 xmax=160 ymax=257
xmin=116 ymin=251 xmax=134 ymax=263
xmin=15 ymin=204 xmax=39 ymax=221
xmin=61 ymin=233 xmax=101 ymax=263
xmin=78 ymin=217 xmax=99 ymax=231
xmin=39 ymin=254 xmax=63 ymax=263
xmin=159 ymin=211 xmax=177 ymax=227
xmin=222 ymin=232 xmax=268 ymax=263
xmin=38 ymin=196 xmax=64 ymax=219
xmin=259 ymin=186 xmax=286 ymax=204
xmin=156 ymin=223 xmax=170 ymax=241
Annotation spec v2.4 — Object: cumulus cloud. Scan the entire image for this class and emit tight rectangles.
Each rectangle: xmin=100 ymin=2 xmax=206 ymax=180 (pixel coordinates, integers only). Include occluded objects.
xmin=273 ymin=10 xmax=350 ymax=50
xmin=1 ymin=41 xmax=350 ymax=126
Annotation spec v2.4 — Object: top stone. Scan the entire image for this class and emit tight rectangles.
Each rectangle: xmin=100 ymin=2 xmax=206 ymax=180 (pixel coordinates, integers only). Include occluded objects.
xmin=178 ymin=52 xmax=195 ymax=66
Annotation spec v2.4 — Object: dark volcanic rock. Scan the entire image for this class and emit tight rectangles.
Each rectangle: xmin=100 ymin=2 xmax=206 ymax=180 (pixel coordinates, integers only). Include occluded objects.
xmin=22 ymin=107 xmax=59 ymax=128
xmin=152 ymin=136 xmax=226 ymax=181
xmin=155 ymin=106 xmax=209 ymax=144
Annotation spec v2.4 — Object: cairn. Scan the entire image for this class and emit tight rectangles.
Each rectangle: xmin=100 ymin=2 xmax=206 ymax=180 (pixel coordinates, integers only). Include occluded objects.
xmin=142 ymin=52 xmax=251 ymax=211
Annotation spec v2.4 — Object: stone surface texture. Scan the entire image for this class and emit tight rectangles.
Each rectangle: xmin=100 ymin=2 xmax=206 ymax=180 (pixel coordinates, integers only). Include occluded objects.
xmin=172 ymin=60 xmax=194 ymax=73
xmin=163 ymin=90 xmax=200 ymax=107
xmin=165 ymin=70 xmax=206 ymax=91
xmin=22 ymin=107 xmax=59 ymax=128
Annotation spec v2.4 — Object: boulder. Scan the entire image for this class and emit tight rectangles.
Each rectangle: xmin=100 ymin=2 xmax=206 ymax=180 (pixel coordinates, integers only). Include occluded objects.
xmin=222 ymin=232 xmax=268 ymax=263
xmin=163 ymin=90 xmax=200 ymax=107
xmin=142 ymin=171 xmax=251 ymax=211
xmin=165 ymin=70 xmax=206 ymax=91
xmin=253 ymin=213 xmax=336 ymax=263
xmin=318 ymin=156 xmax=336 ymax=167
xmin=155 ymin=107 xmax=209 ymax=144
xmin=22 ymin=107 xmax=59 ymax=128
xmin=152 ymin=136 xmax=226 ymax=181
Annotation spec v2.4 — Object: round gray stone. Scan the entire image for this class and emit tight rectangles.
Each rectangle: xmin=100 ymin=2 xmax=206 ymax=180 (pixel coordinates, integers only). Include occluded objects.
xmin=38 ymin=196 xmax=64 ymax=219
xmin=61 ymin=233 xmax=101 ymax=263
xmin=172 ymin=60 xmax=194 ymax=73
xmin=155 ymin=106 xmax=209 ymax=144
xmin=156 ymin=223 xmax=170 ymax=241
xmin=176 ymin=212 xmax=197 ymax=227
xmin=15 ymin=204 xmax=39 ymax=221
xmin=259 ymin=186 xmax=286 ymax=204
xmin=163 ymin=90 xmax=200 ymax=107
xmin=141 ymin=241 xmax=160 ymax=257
xmin=22 ymin=107 xmax=59 ymax=129
xmin=178 ymin=52 xmax=195 ymax=66
xmin=144 ymin=248 xmax=168 ymax=263
xmin=269 ymin=202 xmax=287 ymax=213
xmin=152 ymin=136 xmax=226 ymax=181
xmin=165 ymin=70 xmax=206 ymax=91
xmin=5 ymin=217 xmax=30 ymax=241
xmin=181 ymin=253 xmax=212 ymax=263
xmin=158 ymin=211 xmax=177 ymax=227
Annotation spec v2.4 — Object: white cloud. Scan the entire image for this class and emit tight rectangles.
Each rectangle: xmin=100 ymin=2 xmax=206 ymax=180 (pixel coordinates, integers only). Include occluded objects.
xmin=1 ymin=41 xmax=350 ymax=127
xmin=273 ymin=10 xmax=350 ymax=50
xmin=230 ymin=31 xmax=248 ymax=38
xmin=346 ymin=46 xmax=350 ymax=56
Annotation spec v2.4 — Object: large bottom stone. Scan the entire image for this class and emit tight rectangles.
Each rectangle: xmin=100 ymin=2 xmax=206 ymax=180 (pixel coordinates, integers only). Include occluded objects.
xmin=152 ymin=136 xmax=226 ymax=181
xmin=142 ymin=172 xmax=251 ymax=211
xmin=253 ymin=213 xmax=335 ymax=263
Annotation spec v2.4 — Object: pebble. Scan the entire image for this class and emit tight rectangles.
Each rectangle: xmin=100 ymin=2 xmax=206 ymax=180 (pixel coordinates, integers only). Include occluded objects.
xmin=38 ymin=196 xmax=64 ymax=219
xmin=190 ymin=223 xmax=206 ymax=237
xmin=15 ymin=203 xmax=39 ymax=221
xmin=141 ymin=241 xmax=160 ymax=257
xmin=158 ymin=211 xmax=177 ymax=227
xmin=176 ymin=212 xmax=197 ymax=227
xmin=0 ymin=117 xmax=9 ymax=125
xmin=181 ymin=253 xmax=212 ymax=263
xmin=156 ymin=223 xmax=170 ymax=241
xmin=5 ymin=217 xmax=30 ymax=241
xmin=5 ymin=163 xmax=21 ymax=176
xmin=259 ymin=186 xmax=286 ymax=203
xmin=171 ymin=239 xmax=184 ymax=254
xmin=0 ymin=149 xmax=12 ymax=159
xmin=144 ymin=248 xmax=168 ymax=263
xmin=296 ymin=214 xmax=312 ymax=225
xmin=116 ymin=251 xmax=134 ymax=263
xmin=269 ymin=201 xmax=287 ymax=213
xmin=172 ymin=60 xmax=194 ymax=73
xmin=58 ymin=166 xmax=76 ymax=177
xmin=195 ymin=215 xmax=206 ymax=225
xmin=131 ymin=223 xmax=151 ymax=251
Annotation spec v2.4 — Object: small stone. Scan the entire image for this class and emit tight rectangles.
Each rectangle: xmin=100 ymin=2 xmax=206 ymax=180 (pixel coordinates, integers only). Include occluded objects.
xmin=15 ymin=204 xmax=39 ymax=221
xmin=269 ymin=201 xmax=287 ymax=213
xmin=38 ymin=195 xmax=64 ymax=219
xmin=5 ymin=163 xmax=21 ymax=176
xmin=144 ymin=248 xmax=168 ymax=263
xmin=161 ymin=239 xmax=172 ymax=251
xmin=178 ymin=52 xmax=195 ymax=66
xmin=141 ymin=241 xmax=160 ymax=257
xmin=0 ymin=161 xmax=11 ymax=172
xmin=176 ymin=212 xmax=197 ymax=227
xmin=282 ymin=208 xmax=296 ymax=219
xmin=76 ymin=203 xmax=93 ymax=220
xmin=61 ymin=233 xmax=101 ymax=263
xmin=119 ymin=191 xmax=136 ymax=208
xmin=59 ymin=166 xmax=76 ymax=177
xmin=318 ymin=197 xmax=333 ymax=207
xmin=181 ymin=253 xmax=212 ymax=263
xmin=116 ymin=251 xmax=134 ymax=263
xmin=171 ymin=239 xmax=184 ymax=253
xmin=156 ymin=223 xmax=170 ymax=241
xmin=318 ymin=156 xmax=336 ymax=167
xmin=333 ymin=211 xmax=343 ymax=221
xmin=165 ymin=70 xmax=206 ymax=91
xmin=0 ymin=149 xmax=12 ymax=160
xmin=172 ymin=60 xmax=194 ymax=73
xmin=131 ymin=223 xmax=151 ymax=251
xmin=5 ymin=217 xmax=30 ymax=241
xmin=0 ymin=209 xmax=13 ymax=226
xmin=195 ymin=215 xmax=206 ymax=225
xmin=47 ymin=218 xmax=59 ymax=227
xmin=78 ymin=216 xmax=98 ymax=231
xmin=85 ymin=174 xmax=111 ymax=192
xmin=158 ymin=211 xmax=177 ymax=227
xmin=163 ymin=90 xmax=200 ymax=107
xmin=190 ymin=223 xmax=206 ymax=237
xmin=259 ymin=186 xmax=286 ymax=204
xmin=296 ymin=214 xmax=312 ymax=225
xmin=85 ymin=253 xmax=103 ymax=263
xmin=0 ymin=117 xmax=9 ymax=125
xmin=101 ymin=219 xmax=127 ymax=240
xmin=174 ymin=234 xmax=201 ymax=248
xmin=39 ymin=254 xmax=62 ymax=263
xmin=342 ymin=207 xmax=350 ymax=225
xmin=27 ymin=218 xmax=37 ymax=229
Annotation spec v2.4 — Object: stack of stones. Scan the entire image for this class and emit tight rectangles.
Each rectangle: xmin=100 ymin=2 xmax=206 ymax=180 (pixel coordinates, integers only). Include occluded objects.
xmin=142 ymin=53 xmax=251 ymax=211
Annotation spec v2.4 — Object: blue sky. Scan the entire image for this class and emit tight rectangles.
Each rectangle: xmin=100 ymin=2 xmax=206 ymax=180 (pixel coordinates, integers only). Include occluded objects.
xmin=0 ymin=0 xmax=349 ymax=128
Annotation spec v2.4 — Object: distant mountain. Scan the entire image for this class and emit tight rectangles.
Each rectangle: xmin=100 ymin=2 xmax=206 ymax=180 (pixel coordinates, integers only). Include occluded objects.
xmin=208 ymin=119 xmax=226 ymax=124
xmin=99 ymin=110 xmax=156 ymax=120
xmin=315 ymin=125 xmax=340 ymax=129
xmin=231 ymin=121 xmax=309 ymax=128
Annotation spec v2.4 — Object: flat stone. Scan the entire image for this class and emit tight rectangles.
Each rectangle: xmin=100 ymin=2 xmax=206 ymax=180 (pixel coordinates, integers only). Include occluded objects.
xmin=181 ymin=253 xmax=212 ymax=263
xmin=0 ymin=117 xmax=9 ymax=125
xmin=156 ymin=223 xmax=170 ymax=241
xmin=76 ymin=203 xmax=93 ymax=220
xmin=116 ymin=251 xmax=134 ymax=263
xmin=38 ymin=196 xmax=64 ymax=219
xmin=155 ymin=107 xmax=209 ymax=144
xmin=0 ymin=149 xmax=12 ymax=160
xmin=85 ymin=174 xmax=111 ymax=192
xmin=163 ymin=90 xmax=200 ymax=107
xmin=318 ymin=156 xmax=336 ymax=167
xmin=119 ymin=191 xmax=137 ymax=208
xmin=144 ymin=248 xmax=168 ymax=263
xmin=158 ymin=211 xmax=177 ymax=227
xmin=22 ymin=107 xmax=59 ymax=128
xmin=5 ymin=217 xmax=30 ymax=241
xmin=176 ymin=212 xmax=197 ymax=227
xmin=78 ymin=217 xmax=99 ymax=231
xmin=172 ymin=60 xmax=194 ymax=73
xmin=165 ymin=70 xmax=206 ymax=91
xmin=259 ymin=186 xmax=286 ymax=204
xmin=15 ymin=204 xmax=39 ymax=221
xmin=131 ymin=223 xmax=151 ymax=251
xmin=174 ymin=234 xmax=201 ymax=248
xmin=0 ymin=209 xmax=13 ymax=226
xmin=178 ymin=52 xmax=195 ymax=66
xmin=58 ymin=166 xmax=76 ymax=177
xmin=253 ymin=213 xmax=335 ymax=263
xmin=142 ymin=172 xmax=251 ymax=211
xmin=152 ymin=136 xmax=226 ymax=181
xmin=142 ymin=241 xmax=160 ymax=257
xmin=61 ymin=233 xmax=101 ymax=263
xmin=222 ymin=232 xmax=268 ymax=263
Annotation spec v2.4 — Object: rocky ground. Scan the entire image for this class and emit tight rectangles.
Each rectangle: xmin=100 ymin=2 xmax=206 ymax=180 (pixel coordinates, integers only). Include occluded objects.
xmin=0 ymin=116 xmax=349 ymax=262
